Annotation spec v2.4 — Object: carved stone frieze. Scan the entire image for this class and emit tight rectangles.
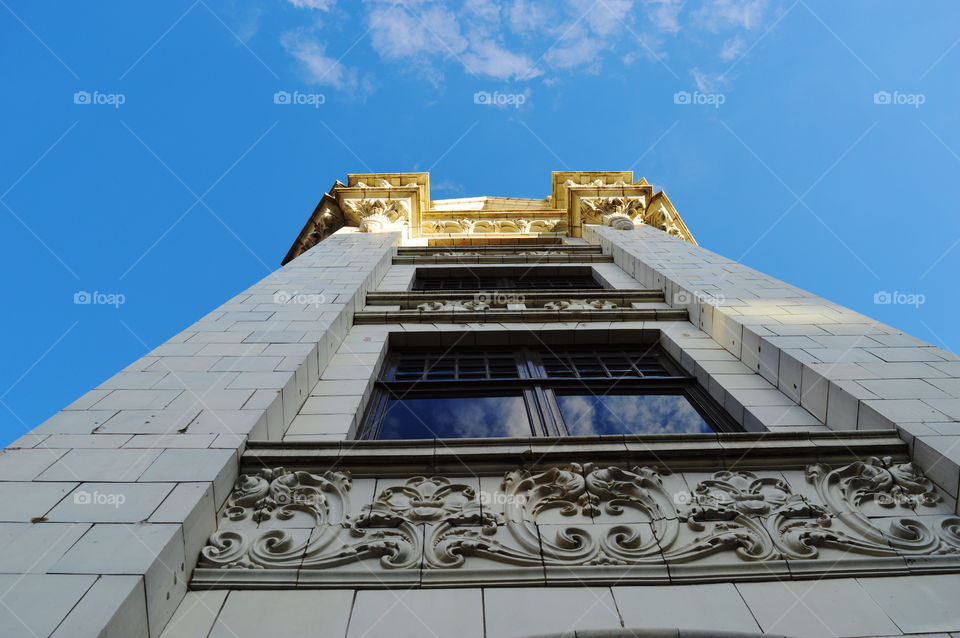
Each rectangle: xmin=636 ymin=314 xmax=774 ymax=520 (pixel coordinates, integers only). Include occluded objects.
xmin=431 ymin=251 xmax=482 ymax=256
xmin=354 ymin=179 xmax=392 ymax=188
xmin=415 ymin=300 xmax=490 ymax=311
xmin=195 ymin=457 xmax=960 ymax=586
xmin=421 ymin=218 xmax=566 ymax=234
xmin=543 ymin=299 xmax=618 ymax=310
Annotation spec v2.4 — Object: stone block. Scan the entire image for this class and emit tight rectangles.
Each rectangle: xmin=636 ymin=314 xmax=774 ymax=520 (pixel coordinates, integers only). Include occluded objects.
xmin=51 ymin=523 xmax=186 ymax=638
xmin=37 ymin=449 xmax=162 ymax=482
xmin=347 ymin=588 xmax=483 ymax=638
xmin=51 ymin=575 xmax=147 ymax=638
xmin=0 ymin=573 xmax=96 ymax=638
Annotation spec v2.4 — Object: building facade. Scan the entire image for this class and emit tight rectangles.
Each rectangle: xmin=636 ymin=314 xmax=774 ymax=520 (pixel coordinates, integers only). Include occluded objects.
xmin=2 ymin=171 xmax=960 ymax=637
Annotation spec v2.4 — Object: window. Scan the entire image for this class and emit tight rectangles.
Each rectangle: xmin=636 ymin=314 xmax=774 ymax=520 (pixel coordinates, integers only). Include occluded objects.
xmin=359 ymin=346 xmax=740 ymax=439
xmin=411 ymin=266 xmax=602 ymax=291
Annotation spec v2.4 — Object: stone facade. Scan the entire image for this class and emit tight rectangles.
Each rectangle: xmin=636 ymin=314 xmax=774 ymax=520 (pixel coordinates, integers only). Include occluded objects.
xmin=2 ymin=171 xmax=959 ymax=638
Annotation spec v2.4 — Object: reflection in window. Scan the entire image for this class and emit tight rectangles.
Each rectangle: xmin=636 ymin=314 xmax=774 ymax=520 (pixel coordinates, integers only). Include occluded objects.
xmin=556 ymin=394 xmax=713 ymax=436
xmin=360 ymin=346 xmax=739 ymax=439
xmin=378 ymin=395 xmax=531 ymax=439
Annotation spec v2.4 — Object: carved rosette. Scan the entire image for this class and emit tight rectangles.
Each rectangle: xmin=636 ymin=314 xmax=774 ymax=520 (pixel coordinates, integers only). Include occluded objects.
xmin=342 ymin=198 xmax=409 ymax=233
xmin=197 ymin=459 xmax=960 ymax=580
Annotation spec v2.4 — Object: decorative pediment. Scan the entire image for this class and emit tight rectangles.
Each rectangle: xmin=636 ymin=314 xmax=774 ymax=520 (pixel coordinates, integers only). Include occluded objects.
xmin=283 ymin=170 xmax=696 ymax=262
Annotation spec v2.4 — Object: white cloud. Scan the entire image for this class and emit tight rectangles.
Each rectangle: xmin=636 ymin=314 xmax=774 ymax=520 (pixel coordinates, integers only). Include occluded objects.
xmin=694 ymin=0 xmax=767 ymax=31
xmin=506 ymin=0 xmax=545 ymax=33
xmin=287 ymin=0 xmax=338 ymax=9
xmin=279 ymin=0 xmax=779 ymax=92
xmin=462 ymin=39 xmax=542 ymax=79
xmin=719 ymin=34 xmax=745 ymax=60
xmin=545 ymin=35 xmax=603 ymax=71
xmin=583 ymin=0 xmax=636 ymax=37
xmin=368 ymin=4 xmax=468 ymax=61
xmin=690 ymin=67 xmax=728 ymax=92
xmin=644 ymin=0 xmax=684 ymax=34
xmin=464 ymin=0 xmax=502 ymax=25
xmin=281 ymin=33 xmax=374 ymax=96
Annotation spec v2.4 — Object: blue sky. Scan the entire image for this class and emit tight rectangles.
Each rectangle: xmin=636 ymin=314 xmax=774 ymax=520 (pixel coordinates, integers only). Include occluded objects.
xmin=1 ymin=0 xmax=958 ymax=446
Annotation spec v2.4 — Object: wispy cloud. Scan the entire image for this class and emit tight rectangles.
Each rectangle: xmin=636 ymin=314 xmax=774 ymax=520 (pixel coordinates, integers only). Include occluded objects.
xmin=279 ymin=0 xmax=782 ymax=92
xmin=287 ymin=0 xmax=338 ymax=9
xmin=643 ymin=0 xmax=685 ymax=34
xmin=693 ymin=0 xmax=768 ymax=31
xmin=281 ymin=32 xmax=375 ymax=95
xmin=719 ymin=34 xmax=746 ymax=61
xmin=690 ymin=67 xmax=729 ymax=92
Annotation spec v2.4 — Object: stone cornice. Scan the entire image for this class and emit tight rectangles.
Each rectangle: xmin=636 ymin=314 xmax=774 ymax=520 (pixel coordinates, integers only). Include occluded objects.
xmin=283 ymin=170 xmax=697 ymax=261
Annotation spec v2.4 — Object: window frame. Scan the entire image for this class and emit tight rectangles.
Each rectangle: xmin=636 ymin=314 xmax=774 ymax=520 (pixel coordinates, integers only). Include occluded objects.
xmin=410 ymin=266 xmax=604 ymax=291
xmin=358 ymin=346 xmax=742 ymax=439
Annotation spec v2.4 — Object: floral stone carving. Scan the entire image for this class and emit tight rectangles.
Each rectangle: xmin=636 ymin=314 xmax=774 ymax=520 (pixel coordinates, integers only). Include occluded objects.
xmin=415 ymin=300 xmax=490 ymax=311
xmin=543 ymin=299 xmax=619 ymax=310
xmin=580 ymin=197 xmax=646 ymax=230
xmin=342 ymin=198 xmax=408 ymax=233
xmin=421 ymin=218 xmax=566 ymax=234
xmin=195 ymin=459 xmax=960 ymax=585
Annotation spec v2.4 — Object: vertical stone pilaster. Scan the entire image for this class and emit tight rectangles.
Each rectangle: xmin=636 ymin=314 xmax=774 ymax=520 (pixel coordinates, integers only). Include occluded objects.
xmin=0 ymin=228 xmax=400 ymax=637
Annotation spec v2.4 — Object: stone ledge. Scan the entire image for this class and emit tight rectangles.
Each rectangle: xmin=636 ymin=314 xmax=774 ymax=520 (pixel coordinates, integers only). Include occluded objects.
xmin=242 ymin=430 xmax=907 ymax=475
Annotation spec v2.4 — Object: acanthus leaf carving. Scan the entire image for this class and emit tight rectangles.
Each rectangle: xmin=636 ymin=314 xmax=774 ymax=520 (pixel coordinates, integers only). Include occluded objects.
xmin=580 ymin=197 xmax=646 ymax=231
xmin=342 ymin=198 xmax=408 ymax=233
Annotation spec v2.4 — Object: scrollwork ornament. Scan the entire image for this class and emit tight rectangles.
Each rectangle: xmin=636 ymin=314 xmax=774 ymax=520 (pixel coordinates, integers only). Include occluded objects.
xmin=805 ymin=457 xmax=948 ymax=554
xmin=197 ymin=458 xmax=960 ymax=581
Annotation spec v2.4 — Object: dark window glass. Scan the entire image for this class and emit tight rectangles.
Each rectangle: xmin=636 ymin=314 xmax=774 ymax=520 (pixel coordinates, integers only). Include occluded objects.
xmin=377 ymin=394 xmax=531 ymax=439
xmin=541 ymin=351 xmax=670 ymax=379
xmin=555 ymin=393 xmax=714 ymax=436
xmin=360 ymin=346 xmax=738 ymax=439
xmin=412 ymin=276 xmax=601 ymax=290
xmin=386 ymin=352 xmax=519 ymax=382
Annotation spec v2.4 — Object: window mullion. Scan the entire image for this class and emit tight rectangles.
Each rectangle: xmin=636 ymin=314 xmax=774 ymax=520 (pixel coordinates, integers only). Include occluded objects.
xmin=537 ymin=385 xmax=566 ymax=436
